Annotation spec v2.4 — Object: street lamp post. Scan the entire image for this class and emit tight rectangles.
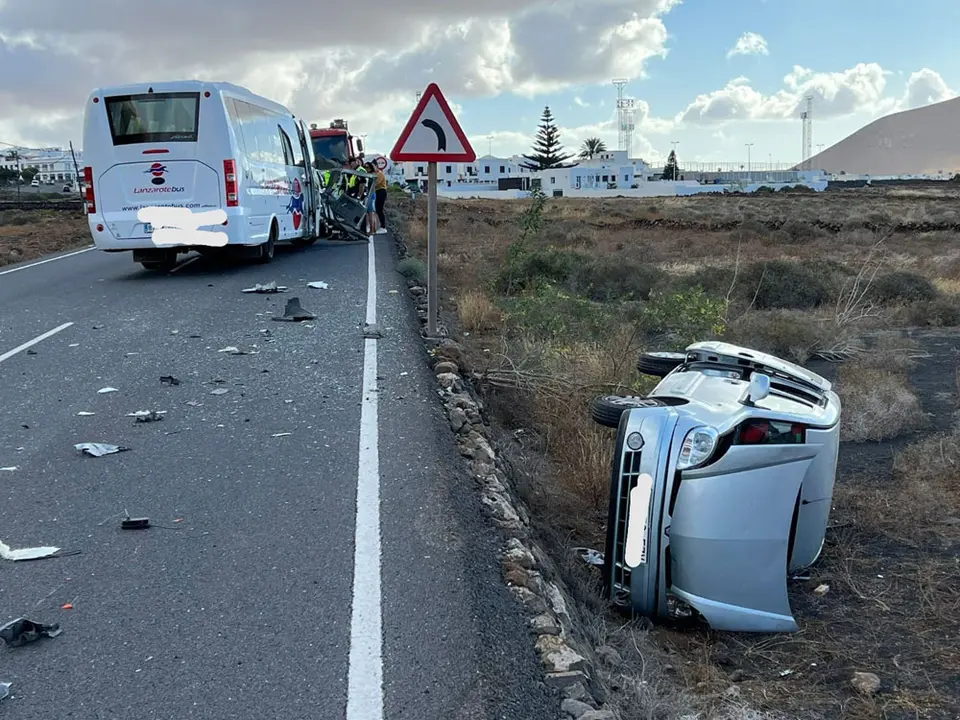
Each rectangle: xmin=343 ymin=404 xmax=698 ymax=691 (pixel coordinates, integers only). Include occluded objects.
xmin=745 ymin=143 xmax=754 ymax=182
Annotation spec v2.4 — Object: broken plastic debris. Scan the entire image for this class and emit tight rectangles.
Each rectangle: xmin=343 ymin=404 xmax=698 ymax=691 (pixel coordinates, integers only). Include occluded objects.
xmin=121 ymin=517 xmax=150 ymax=530
xmin=77 ymin=411 xmax=95 ymax=416
xmin=272 ymin=432 xmax=292 ymax=437
xmin=574 ymin=547 xmax=605 ymax=566
xmin=242 ymin=281 xmax=288 ymax=293
xmin=218 ymin=346 xmax=239 ymax=353
xmin=0 ymin=682 xmax=9 ymax=701
xmin=1 ymin=466 xmax=17 ymax=472
xmin=98 ymin=387 xmax=118 ymax=394
xmin=0 ymin=539 xmax=61 ymax=562
xmin=186 ymin=400 xmax=202 ymax=407
xmin=160 ymin=375 xmax=181 ymax=386
xmin=0 ymin=618 xmax=62 ymax=647
xmin=127 ymin=410 xmax=166 ymax=423
xmin=363 ymin=323 xmax=382 ymax=339
xmin=210 ymin=388 xmax=229 ymax=395
xmin=75 ymin=443 xmax=130 ymax=457
xmin=272 ymin=297 xmax=315 ymax=322
xmin=307 ymin=281 xmax=329 ymax=289
xmin=813 ymin=584 xmax=830 ymax=596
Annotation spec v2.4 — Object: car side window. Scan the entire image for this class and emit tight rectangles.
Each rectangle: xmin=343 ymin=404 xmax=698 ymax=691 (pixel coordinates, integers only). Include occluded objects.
xmin=278 ymin=127 xmax=296 ymax=167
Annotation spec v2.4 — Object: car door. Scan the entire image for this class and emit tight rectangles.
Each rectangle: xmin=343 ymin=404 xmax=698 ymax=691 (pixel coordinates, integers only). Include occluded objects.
xmin=667 ymin=443 xmax=820 ymax=632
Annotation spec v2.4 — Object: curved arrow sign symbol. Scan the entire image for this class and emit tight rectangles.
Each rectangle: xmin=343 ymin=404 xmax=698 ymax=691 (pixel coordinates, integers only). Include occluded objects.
xmin=420 ymin=119 xmax=447 ymax=152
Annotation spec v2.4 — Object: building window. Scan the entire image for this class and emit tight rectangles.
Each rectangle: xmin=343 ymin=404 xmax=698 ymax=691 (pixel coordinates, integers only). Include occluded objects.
xmin=484 ymin=165 xmax=490 ymax=173
xmin=416 ymin=166 xmax=424 ymax=175
xmin=499 ymin=165 xmax=505 ymax=173
xmin=550 ymin=176 xmax=556 ymax=184
xmin=445 ymin=165 xmax=452 ymax=173
xmin=602 ymin=175 xmax=608 ymax=182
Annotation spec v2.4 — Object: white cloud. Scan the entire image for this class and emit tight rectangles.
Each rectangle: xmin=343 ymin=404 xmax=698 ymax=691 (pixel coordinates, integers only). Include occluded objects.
xmin=678 ymin=62 xmax=894 ymax=125
xmin=726 ymin=32 xmax=768 ymax=59
xmin=0 ymin=0 xmax=680 ymax=147
xmin=902 ymin=68 xmax=955 ymax=109
xmin=574 ymin=97 xmax=589 ymax=107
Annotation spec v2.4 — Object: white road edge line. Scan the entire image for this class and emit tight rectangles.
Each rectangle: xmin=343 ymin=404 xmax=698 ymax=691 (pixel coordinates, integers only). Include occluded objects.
xmin=0 ymin=322 xmax=74 ymax=364
xmin=346 ymin=234 xmax=383 ymax=720
xmin=0 ymin=247 xmax=94 ymax=276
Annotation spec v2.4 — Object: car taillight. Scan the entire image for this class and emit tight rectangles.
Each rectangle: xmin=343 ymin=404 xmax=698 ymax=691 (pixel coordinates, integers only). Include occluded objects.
xmin=83 ymin=167 xmax=95 ymax=214
xmin=738 ymin=419 xmax=807 ymax=445
xmin=223 ymin=159 xmax=238 ymax=207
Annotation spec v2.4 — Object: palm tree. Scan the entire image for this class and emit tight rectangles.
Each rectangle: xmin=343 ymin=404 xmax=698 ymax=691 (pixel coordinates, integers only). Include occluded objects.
xmin=579 ymin=137 xmax=607 ymax=159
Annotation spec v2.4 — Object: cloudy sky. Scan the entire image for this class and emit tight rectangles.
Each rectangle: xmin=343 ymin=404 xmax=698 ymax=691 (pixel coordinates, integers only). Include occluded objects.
xmin=0 ymin=0 xmax=956 ymax=166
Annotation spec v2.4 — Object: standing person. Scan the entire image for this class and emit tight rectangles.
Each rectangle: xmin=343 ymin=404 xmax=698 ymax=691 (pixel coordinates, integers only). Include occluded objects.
xmin=373 ymin=162 xmax=388 ymax=234
xmin=362 ymin=162 xmax=379 ymax=236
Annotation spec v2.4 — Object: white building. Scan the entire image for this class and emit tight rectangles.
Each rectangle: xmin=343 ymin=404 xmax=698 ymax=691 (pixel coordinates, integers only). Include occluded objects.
xmin=0 ymin=147 xmax=83 ymax=186
xmin=397 ymin=154 xmax=536 ymax=187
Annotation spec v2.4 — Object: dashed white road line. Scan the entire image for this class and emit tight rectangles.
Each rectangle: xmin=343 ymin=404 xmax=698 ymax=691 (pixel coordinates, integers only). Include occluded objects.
xmin=0 ymin=247 xmax=94 ymax=276
xmin=346 ymin=234 xmax=383 ymax=720
xmin=0 ymin=322 xmax=74 ymax=364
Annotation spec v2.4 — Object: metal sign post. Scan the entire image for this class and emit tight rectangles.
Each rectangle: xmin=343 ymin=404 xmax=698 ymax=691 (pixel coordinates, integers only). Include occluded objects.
xmin=390 ymin=83 xmax=476 ymax=338
xmin=426 ymin=162 xmax=438 ymax=336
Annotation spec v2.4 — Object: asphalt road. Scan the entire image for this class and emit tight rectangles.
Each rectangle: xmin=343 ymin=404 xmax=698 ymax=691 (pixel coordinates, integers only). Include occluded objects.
xmin=0 ymin=237 xmax=556 ymax=719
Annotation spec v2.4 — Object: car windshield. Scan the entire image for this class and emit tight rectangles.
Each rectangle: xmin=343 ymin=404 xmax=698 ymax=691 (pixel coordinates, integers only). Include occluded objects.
xmin=312 ymin=135 xmax=349 ymax=170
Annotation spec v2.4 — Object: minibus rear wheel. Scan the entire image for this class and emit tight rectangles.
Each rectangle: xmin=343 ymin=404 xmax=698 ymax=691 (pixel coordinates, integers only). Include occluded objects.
xmin=256 ymin=224 xmax=276 ymax=264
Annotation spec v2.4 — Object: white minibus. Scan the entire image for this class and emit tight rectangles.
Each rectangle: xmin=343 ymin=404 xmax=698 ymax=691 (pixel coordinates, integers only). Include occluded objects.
xmin=82 ymin=81 xmax=322 ymax=271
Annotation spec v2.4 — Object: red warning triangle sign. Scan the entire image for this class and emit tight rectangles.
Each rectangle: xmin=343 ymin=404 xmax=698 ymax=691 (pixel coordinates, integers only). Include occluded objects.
xmin=390 ymin=83 xmax=476 ymax=163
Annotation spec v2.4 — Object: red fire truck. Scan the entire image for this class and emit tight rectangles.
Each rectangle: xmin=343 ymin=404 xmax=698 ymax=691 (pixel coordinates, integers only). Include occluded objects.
xmin=308 ymin=119 xmax=363 ymax=170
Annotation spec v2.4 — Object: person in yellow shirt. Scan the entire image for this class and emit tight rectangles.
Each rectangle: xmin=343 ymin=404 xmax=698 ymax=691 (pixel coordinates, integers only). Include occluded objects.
xmin=373 ymin=163 xmax=388 ymax=234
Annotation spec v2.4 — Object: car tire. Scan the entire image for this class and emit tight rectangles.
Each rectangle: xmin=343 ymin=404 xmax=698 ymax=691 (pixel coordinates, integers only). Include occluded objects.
xmin=256 ymin=224 xmax=276 ymax=264
xmin=590 ymin=394 xmax=657 ymax=429
xmin=636 ymin=351 xmax=686 ymax=378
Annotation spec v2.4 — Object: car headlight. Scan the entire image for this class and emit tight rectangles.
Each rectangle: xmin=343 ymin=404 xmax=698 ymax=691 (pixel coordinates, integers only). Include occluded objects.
xmin=677 ymin=426 xmax=719 ymax=470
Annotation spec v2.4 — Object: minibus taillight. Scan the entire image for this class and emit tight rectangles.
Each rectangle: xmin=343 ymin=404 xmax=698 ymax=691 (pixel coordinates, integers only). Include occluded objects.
xmin=223 ymin=159 xmax=238 ymax=207
xmin=83 ymin=167 xmax=95 ymax=214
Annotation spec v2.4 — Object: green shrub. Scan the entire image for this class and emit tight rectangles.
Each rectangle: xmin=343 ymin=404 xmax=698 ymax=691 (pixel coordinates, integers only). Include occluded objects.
xmin=674 ymin=266 xmax=739 ymax=299
xmin=493 ymin=245 xmax=587 ymax=295
xmin=567 ymin=256 xmax=665 ymax=302
xmin=723 ymin=310 xmax=829 ymax=364
xmin=641 ymin=287 xmax=727 ymax=346
xmin=869 ymin=271 xmax=938 ymax=304
xmin=500 ymin=288 xmax=621 ymax=344
xmin=397 ymin=257 xmax=427 ymax=284
xmin=740 ymin=259 xmax=831 ymax=310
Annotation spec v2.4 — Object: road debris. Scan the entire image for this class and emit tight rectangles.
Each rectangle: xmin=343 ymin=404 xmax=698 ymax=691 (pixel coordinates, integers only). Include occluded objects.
xmin=307 ymin=281 xmax=329 ymax=289
xmin=272 ymin=297 xmax=315 ymax=322
xmin=186 ymin=400 xmax=202 ymax=407
xmin=77 ymin=411 xmax=95 ymax=416
xmin=121 ymin=517 xmax=150 ymax=530
xmin=97 ymin=387 xmax=118 ymax=394
xmin=160 ymin=375 xmax=181 ymax=386
xmin=0 ymin=618 xmax=62 ymax=647
xmin=1 ymin=466 xmax=17 ymax=472
xmin=0 ymin=539 xmax=68 ymax=562
xmin=127 ymin=410 xmax=166 ymax=423
xmin=75 ymin=443 xmax=130 ymax=457
xmin=61 ymin=603 xmax=73 ymax=610
xmin=1 ymin=682 xmax=9 ymax=701
xmin=363 ymin=323 xmax=382 ymax=339
xmin=813 ymin=583 xmax=830 ymax=596
xmin=272 ymin=432 xmax=292 ymax=437
xmin=218 ymin=346 xmax=257 ymax=355
xmin=242 ymin=281 xmax=288 ymax=293
xmin=210 ymin=388 xmax=229 ymax=395
xmin=573 ymin=547 xmax=604 ymax=567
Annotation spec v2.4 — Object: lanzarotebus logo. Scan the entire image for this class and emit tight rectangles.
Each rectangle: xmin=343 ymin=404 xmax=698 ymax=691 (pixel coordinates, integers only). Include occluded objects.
xmin=145 ymin=163 xmax=167 ymax=185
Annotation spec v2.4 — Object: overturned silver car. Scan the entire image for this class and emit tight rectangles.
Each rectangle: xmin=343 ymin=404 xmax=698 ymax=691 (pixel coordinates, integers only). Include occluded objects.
xmin=590 ymin=341 xmax=841 ymax=633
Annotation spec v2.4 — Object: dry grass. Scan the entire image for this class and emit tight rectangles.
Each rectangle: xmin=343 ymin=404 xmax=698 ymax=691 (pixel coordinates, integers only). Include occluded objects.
xmin=836 ymin=365 xmax=928 ymax=442
xmin=0 ymin=209 xmax=90 ymax=267
xmin=458 ymin=289 xmax=502 ymax=333
xmin=393 ymin=188 xmax=960 ymax=719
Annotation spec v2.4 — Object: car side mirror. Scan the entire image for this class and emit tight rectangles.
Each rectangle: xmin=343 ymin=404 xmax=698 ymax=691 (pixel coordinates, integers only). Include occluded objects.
xmin=747 ymin=373 xmax=770 ymax=403
xmin=357 ymin=139 xmax=364 ymax=153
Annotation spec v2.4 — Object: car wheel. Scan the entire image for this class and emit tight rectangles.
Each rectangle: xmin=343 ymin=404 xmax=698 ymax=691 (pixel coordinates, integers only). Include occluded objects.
xmin=589 ymin=394 xmax=657 ymax=428
xmin=255 ymin=224 xmax=276 ymax=264
xmin=637 ymin=351 xmax=686 ymax=378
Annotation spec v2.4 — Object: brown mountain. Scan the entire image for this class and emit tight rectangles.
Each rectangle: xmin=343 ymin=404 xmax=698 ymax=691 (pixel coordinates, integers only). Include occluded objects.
xmin=794 ymin=96 xmax=960 ymax=176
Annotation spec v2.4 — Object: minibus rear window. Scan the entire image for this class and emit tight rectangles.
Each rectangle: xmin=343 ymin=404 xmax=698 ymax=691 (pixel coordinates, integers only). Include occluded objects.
xmin=105 ymin=92 xmax=200 ymax=145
